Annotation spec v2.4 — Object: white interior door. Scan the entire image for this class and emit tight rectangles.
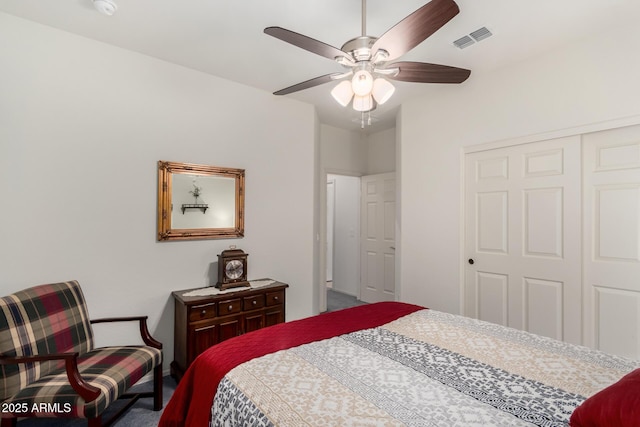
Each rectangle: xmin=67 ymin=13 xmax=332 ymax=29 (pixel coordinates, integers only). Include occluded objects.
xmin=464 ymin=137 xmax=582 ymax=344
xmin=360 ymin=172 xmax=396 ymax=303
xmin=583 ymin=125 xmax=640 ymax=359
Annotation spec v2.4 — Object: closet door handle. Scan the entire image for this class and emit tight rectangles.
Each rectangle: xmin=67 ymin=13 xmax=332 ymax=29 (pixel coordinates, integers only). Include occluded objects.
xmin=468 ymin=259 xmax=475 ymax=265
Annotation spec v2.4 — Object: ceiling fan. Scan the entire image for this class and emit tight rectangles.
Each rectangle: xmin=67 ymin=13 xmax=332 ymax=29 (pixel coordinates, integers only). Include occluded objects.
xmin=264 ymin=0 xmax=471 ymax=117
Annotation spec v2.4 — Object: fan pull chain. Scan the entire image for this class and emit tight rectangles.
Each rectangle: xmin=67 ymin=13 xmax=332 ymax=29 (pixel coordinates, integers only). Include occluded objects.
xmin=359 ymin=110 xmax=373 ymax=129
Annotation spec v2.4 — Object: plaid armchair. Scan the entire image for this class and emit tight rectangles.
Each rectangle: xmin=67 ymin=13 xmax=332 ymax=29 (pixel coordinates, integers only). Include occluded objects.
xmin=0 ymin=280 xmax=163 ymax=427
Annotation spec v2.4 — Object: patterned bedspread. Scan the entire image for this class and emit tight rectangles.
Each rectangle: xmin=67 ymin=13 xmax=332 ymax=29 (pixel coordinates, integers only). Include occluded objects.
xmin=211 ymin=309 xmax=639 ymax=427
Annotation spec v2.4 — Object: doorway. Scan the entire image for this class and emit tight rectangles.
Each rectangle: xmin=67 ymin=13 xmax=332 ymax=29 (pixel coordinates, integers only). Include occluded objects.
xmin=326 ymin=174 xmax=363 ymax=311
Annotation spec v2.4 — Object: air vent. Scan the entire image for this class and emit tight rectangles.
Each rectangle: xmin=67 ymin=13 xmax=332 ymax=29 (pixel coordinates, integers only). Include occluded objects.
xmin=470 ymin=27 xmax=492 ymax=42
xmin=453 ymin=35 xmax=475 ymax=49
xmin=453 ymin=27 xmax=493 ymax=49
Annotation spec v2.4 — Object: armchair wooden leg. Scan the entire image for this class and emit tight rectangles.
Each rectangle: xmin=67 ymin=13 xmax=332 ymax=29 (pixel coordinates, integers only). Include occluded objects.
xmin=0 ymin=418 xmax=17 ymax=427
xmin=153 ymin=364 xmax=163 ymax=411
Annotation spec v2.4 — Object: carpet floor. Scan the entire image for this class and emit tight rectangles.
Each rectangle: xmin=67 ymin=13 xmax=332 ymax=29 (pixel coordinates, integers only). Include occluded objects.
xmin=326 ymin=288 xmax=367 ymax=312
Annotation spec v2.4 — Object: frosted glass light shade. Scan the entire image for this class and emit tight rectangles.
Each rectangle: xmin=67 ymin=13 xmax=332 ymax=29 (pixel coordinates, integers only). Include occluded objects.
xmin=331 ymin=81 xmax=354 ymax=107
xmin=372 ymin=78 xmax=395 ymax=105
xmin=353 ymin=95 xmax=373 ymax=112
xmin=351 ymin=70 xmax=374 ymax=96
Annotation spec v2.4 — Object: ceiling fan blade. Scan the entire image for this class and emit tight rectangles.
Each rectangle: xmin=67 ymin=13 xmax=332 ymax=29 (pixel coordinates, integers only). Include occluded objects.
xmin=273 ymin=73 xmax=343 ymax=96
xmin=264 ymin=27 xmax=351 ymax=62
xmin=387 ymin=61 xmax=470 ymax=83
xmin=371 ymin=0 xmax=460 ymax=61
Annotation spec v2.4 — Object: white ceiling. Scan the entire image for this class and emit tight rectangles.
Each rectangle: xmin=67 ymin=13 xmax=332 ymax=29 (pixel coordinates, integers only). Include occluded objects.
xmin=1 ymin=0 xmax=639 ymax=132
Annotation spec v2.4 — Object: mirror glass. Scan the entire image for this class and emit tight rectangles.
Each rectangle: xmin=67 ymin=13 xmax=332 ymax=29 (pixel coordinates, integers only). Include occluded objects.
xmin=157 ymin=161 xmax=245 ymax=241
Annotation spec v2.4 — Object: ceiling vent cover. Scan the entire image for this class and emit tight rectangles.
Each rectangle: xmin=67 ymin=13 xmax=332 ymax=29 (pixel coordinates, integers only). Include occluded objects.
xmin=453 ymin=35 xmax=475 ymax=49
xmin=454 ymin=27 xmax=493 ymax=49
xmin=470 ymin=27 xmax=492 ymax=42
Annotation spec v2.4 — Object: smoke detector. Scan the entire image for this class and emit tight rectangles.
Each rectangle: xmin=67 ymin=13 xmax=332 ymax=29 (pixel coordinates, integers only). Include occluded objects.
xmin=93 ymin=0 xmax=117 ymax=16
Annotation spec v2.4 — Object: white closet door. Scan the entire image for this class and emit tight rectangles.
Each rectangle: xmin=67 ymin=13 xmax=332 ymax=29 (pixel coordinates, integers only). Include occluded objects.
xmin=464 ymin=136 xmax=582 ymax=344
xmin=583 ymin=125 xmax=640 ymax=359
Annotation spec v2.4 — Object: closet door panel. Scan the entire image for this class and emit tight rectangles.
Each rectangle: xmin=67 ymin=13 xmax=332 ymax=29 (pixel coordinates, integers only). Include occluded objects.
xmin=465 ymin=136 xmax=581 ymax=343
xmin=583 ymin=125 xmax=640 ymax=358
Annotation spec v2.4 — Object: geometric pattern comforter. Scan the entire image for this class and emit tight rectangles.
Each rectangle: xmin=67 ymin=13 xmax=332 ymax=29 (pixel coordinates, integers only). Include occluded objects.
xmin=212 ymin=309 xmax=639 ymax=427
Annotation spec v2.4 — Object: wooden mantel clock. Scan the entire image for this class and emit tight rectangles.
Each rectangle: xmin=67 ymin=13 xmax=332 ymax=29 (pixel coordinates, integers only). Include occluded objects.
xmin=217 ymin=247 xmax=249 ymax=290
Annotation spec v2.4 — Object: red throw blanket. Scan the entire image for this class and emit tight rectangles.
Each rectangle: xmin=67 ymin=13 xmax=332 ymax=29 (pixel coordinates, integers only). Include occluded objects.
xmin=159 ymin=301 xmax=424 ymax=427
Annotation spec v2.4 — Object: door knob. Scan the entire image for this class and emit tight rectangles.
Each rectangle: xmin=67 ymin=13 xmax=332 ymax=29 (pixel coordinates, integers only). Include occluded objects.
xmin=468 ymin=259 xmax=475 ymax=265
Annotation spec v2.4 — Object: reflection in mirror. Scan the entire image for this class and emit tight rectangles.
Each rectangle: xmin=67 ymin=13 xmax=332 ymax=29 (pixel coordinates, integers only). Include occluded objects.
xmin=157 ymin=161 xmax=245 ymax=241
xmin=171 ymin=174 xmax=236 ymax=229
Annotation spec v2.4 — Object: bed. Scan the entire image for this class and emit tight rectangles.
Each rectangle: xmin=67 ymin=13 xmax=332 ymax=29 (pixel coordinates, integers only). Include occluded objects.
xmin=158 ymin=302 xmax=640 ymax=427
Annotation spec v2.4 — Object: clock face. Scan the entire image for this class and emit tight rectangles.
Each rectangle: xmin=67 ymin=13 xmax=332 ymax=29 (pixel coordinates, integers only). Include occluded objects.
xmin=225 ymin=259 xmax=244 ymax=280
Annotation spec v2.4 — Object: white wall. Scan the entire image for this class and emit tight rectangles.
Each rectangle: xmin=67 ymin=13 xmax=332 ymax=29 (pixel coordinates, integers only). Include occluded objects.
xmin=399 ymin=22 xmax=640 ymax=314
xmin=320 ymin=125 xmax=368 ymax=175
xmin=320 ymin=124 xmax=396 ymax=175
xmin=319 ymin=124 xmax=396 ymax=176
xmin=0 ymin=13 xmax=318 ymax=372
xmin=366 ymin=127 xmax=396 ymax=175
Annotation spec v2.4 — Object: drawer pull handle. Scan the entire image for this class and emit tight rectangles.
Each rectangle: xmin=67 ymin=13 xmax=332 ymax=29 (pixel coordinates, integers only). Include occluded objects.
xmin=201 ymin=309 xmax=206 ymax=316
xmin=273 ymin=296 xmax=279 ymax=301
xmin=252 ymin=300 xmax=257 ymax=305
xmin=228 ymin=305 xmax=233 ymax=311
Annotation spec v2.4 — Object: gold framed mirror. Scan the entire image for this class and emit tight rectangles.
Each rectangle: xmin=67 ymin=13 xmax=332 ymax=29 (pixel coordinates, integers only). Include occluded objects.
xmin=157 ymin=161 xmax=245 ymax=241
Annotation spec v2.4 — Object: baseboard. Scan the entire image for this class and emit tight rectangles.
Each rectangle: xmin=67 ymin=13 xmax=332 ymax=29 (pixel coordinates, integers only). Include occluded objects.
xmin=135 ymin=367 xmax=172 ymax=385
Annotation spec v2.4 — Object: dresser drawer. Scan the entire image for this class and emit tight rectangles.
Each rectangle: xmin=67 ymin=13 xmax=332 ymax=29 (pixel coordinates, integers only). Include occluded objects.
xmin=218 ymin=298 xmax=242 ymax=316
xmin=189 ymin=302 xmax=217 ymax=322
xmin=266 ymin=290 xmax=284 ymax=306
xmin=243 ymin=294 xmax=265 ymax=310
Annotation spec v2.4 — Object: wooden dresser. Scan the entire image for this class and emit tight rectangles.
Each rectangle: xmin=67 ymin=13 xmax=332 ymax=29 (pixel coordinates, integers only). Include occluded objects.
xmin=170 ymin=280 xmax=288 ymax=381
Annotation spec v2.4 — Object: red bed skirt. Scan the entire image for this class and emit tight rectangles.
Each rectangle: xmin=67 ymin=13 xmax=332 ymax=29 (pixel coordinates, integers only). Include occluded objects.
xmin=158 ymin=301 xmax=424 ymax=427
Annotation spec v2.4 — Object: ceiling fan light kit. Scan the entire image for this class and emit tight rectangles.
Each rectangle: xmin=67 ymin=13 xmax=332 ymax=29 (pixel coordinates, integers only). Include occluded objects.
xmin=331 ymin=81 xmax=354 ymax=107
xmin=93 ymin=0 xmax=117 ymax=16
xmin=353 ymin=94 xmax=374 ymax=112
xmin=372 ymin=78 xmax=395 ymax=105
xmin=351 ymin=69 xmax=374 ymax=96
xmin=265 ymin=0 xmax=471 ymax=125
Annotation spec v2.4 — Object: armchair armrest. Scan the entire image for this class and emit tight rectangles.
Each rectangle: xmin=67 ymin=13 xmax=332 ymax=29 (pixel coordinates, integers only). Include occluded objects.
xmin=0 ymin=353 xmax=101 ymax=402
xmin=90 ymin=316 xmax=162 ymax=349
